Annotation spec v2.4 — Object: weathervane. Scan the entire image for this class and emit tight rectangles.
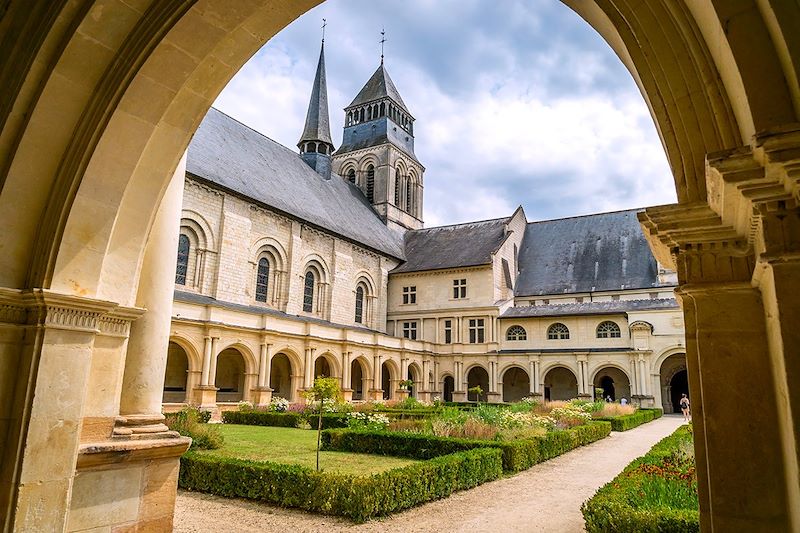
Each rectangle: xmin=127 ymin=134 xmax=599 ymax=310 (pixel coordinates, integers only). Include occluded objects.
xmin=380 ymin=27 xmax=387 ymax=64
xmin=322 ymin=18 xmax=327 ymax=43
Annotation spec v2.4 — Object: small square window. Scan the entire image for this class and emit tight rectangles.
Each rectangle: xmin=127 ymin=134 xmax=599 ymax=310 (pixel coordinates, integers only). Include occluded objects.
xmin=453 ymin=279 xmax=467 ymax=299
xmin=402 ymin=321 xmax=417 ymax=340
xmin=402 ymin=286 xmax=417 ymax=304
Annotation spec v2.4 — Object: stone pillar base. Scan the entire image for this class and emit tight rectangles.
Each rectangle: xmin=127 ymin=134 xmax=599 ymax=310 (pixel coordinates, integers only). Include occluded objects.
xmin=341 ymin=388 xmax=353 ymax=402
xmin=253 ymin=387 xmax=273 ymax=408
xmin=487 ymin=392 xmax=501 ymax=404
xmin=195 ymin=386 xmax=218 ymax=408
xmin=578 ymin=393 xmax=592 ymax=399
xmin=368 ymin=389 xmax=384 ymax=401
xmin=396 ymin=389 xmax=410 ymax=400
xmin=417 ymin=391 xmax=432 ymax=403
xmin=452 ymin=391 xmax=467 ymax=402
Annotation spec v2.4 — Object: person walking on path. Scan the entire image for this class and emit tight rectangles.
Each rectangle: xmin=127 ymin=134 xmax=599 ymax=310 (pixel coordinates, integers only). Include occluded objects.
xmin=679 ymin=393 xmax=690 ymax=422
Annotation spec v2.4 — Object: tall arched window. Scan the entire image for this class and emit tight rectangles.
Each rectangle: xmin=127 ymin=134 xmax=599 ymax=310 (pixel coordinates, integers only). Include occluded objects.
xmin=255 ymin=257 xmax=270 ymax=302
xmin=355 ymin=286 xmax=364 ymax=324
xmin=547 ymin=323 xmax=570 ymax=340
xmin=596 ymin=321 xmax=621 ymax=338
xmin=406 ymin=179 xmax=414 ymax=215
xmin=347 ymin=168 xmax=356 ymax=183
xmin=366 ymin=164 xmax=375 ymax=203
xmin=394 ymin=170 xmax=402 ymax=206
xmin=175 ymin=234 xmax=190 ymax=285
xmin=303 ymin=270 xmax=315 ymax=312
xmin=506 ymin=325 xmax=527 ymax=341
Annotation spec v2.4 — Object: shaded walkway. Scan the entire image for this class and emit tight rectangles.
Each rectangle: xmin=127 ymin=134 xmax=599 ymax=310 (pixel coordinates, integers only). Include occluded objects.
xmin=174 ymin=416 xmax=686 ymax=532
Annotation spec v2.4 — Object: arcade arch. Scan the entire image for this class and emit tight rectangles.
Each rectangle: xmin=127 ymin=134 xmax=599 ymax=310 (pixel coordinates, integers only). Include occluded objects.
xmin=163 ymin=342 xmax=189 ymax=403
xmin=543 ymin=366 xmax=578 ymax=401
xmin=269 ymin=352 xmax=295 ymax=401
xmin=592 ymin=366 xmax=631 ymax=402
xmin=350 ymin=357 xmax=370 ymax=400
xmin=466 ymin=365 xmax=489 ymax=402
xmin=214 ymin=348 xmax=247 ymax=403
xmin=502 ymin=366 xmax=530 ymax=403
xmin=659 ymin=352 xmax=688 ymax=414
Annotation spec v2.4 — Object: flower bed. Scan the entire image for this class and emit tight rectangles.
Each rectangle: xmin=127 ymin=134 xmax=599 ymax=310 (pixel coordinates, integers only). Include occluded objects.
xmin=581 ymin=425 xmax=698 ymax=532
xmin=322 ymin=421 xmax=611 ymax=473
xmin=179 ymin=446 xmax=503 ymax=522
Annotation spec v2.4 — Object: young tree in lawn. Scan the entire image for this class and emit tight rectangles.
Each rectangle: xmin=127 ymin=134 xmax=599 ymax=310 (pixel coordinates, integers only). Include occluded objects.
xmin=304 ymin=376 xmax=342 ymax=471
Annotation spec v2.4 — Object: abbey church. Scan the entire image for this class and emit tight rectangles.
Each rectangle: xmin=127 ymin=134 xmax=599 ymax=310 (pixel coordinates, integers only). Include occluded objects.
xmin=165 ymin=42 xmax=687 ymax=413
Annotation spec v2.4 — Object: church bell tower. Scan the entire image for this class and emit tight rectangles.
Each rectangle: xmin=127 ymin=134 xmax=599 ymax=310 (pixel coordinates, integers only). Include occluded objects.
xmin=332 ymin=57 xmax=425 ymax=231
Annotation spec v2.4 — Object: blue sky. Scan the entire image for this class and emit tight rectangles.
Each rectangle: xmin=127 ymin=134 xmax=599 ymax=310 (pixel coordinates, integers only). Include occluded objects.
xmin=214 ymin=0 xmax=676 ymax=227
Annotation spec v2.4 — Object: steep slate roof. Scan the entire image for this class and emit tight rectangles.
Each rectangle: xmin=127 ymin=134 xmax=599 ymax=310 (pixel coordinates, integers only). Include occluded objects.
xmin=347 ymin=64 xmax=410 ymax=112
xmin=187 ymin=108 xmax=405 ymax=260
xmin=392 ymin=217 xmax=509 ymax=274
xmin=298 ymin=42 xmax=333 ymax=146
xmin=500 ymin=298 xmax=680 ymax=319
xmin=515 ymin=209 xmax=661 ymax=296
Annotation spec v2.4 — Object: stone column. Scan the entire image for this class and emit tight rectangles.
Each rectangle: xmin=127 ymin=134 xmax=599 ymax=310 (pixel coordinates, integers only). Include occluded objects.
xmin=254 ymin=342 xmax=272 ymax=407
xmin=528 ymin=359 xmax=536 ymax=395
xmin=341 ymin=351 xmax=353 ymax=402
xmin=433 ymin=360 xmax=440 ymax=393
xmin=370 ymin=354 xmax=383 ymax=400
xmin=119 ymin=154 xmax=185 ymax=433
xmin=200 ymin=336 xmax=212 ymax=386
xmin=628 ymin=355 xmax=639 ymax=396
xmin=207 ymin=337 xmax=219 ymax=387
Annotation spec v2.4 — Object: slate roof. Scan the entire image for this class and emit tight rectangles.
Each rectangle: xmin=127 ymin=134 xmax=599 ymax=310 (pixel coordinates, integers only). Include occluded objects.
xmin=298 ymin=43 xmax=333 ymax=146
xmin=500 ymin=298 xmax=680 ymax=319
xmin=187 ymin=108 xmax=405 ymax=260
xmin=515 ymin=209 xmax=662 ymax=296
xmin=347 ymin=64 xmax=410 ymax=113
xmin=392 ymin=217 xmax=509 ymax=274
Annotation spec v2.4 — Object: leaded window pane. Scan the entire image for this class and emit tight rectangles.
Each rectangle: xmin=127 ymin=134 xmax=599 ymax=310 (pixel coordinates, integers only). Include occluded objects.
xmin=255 ymin=257 xmax=270 ymax=303
xmin=596 ymin=321 xmax=621 ymax=338
xmin=303 ymin=271 xmax=315 ymax=312
xmin=506 ymin=325 xmax=527 ymax=341
xmin=547 ymin=323 xmax=570 ymax=340
xmin=175 ymin=234 xmax=190 ymax=285
xmin=355 ymin=286 xmax=364 ymax=323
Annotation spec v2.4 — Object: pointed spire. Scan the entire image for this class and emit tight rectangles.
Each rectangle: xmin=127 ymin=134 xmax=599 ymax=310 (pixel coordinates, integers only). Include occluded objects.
xmin=298 ymin=39 xmax=334 ymax=149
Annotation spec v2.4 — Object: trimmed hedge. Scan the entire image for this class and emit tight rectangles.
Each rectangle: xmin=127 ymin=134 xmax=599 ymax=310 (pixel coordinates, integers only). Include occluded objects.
xmin=322 ymin=421 xmax=611 ymax=473
xmin=640 ymin=407 xmax=663 ymax=419
xmin=596 ymin=408 xmax=662 ymax=431
xmin=179 ymin=447 xmax=503 ymax=522
xmin=582 ymin=425 xmax=698 ymax=532
xmin=221 ymin=411 xmax=351 ymax=429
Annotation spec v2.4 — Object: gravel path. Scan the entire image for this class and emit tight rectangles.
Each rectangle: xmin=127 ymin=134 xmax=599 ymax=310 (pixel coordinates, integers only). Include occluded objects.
xmin=174 ymin=415 xmax=685 ymax=533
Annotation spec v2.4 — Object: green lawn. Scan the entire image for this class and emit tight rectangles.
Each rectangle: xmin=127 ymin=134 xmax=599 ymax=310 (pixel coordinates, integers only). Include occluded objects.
xmin=197 ymin=424 xmax=418 ymax=475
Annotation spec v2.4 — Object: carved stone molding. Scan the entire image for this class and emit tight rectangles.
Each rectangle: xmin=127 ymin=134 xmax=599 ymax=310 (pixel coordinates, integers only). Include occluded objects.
xmin=98 ymin=306 xmax=146 ymax=338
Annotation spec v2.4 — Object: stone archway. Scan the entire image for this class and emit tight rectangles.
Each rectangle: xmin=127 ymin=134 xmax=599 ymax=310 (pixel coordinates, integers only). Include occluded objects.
xmin=314 ymin=356 xmax=332 ymax=379
xmin=593 ymin=366 xmax=631 ymax=402
xmin=659 ymin=353 xmax=688 ymax=414
xmin=466 ymin=366 xmax=489 ymax=402
xmin=442 ymin=375 xmax=455 ymax=402
xmin=381 ymin=360 xmax=397 ymax=400
xmin=543 ymin=367 xmax=578 ymax=401
xmin=407 ymin=363 xmax=421 ymax=398
xmin=502 ymin=367 xmax=530 ymax=403
xmin=1 ymin=2 xmax=799 ymax=530
xmin=270 ymin=353 xmax=294 ymax=402
xmin=163 ymin=341 xmax=189 ymax=403
xmin=350 ymin=358 xmax=368 ymax=400
xmin=215 ymin=348 xmax=246 ymax=403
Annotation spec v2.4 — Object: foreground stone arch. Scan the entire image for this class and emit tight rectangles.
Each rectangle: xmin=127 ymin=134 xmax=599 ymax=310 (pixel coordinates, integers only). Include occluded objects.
xmin=1 ymin=1 xmax=799 ymax=530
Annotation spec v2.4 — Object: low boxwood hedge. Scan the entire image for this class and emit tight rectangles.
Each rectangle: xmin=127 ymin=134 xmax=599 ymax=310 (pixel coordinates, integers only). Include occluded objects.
xmin=639 ymin=407 xmax=663 ymax=419
xmin=179 ymin=446 xmax=503 ymax=522
xmin=582 ymin=425 xmax=698 ymax=532
xmin=596 ymin=408 xmax=662 ymax=431
xmin=322 ymin=421 xmax=611 ymax=473
xmin=221 ymin=411 xmax=351 ymax=429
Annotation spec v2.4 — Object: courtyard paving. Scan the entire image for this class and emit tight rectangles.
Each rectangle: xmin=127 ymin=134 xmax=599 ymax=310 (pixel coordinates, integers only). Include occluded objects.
xmin=174 ymin=415 xmax=686 ymax=532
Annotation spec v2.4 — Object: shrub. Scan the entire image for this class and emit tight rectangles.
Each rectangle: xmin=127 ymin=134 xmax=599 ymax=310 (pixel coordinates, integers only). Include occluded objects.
xmin=387 ymin=419 xmax=427 ymax=433
xmin=592 ymin=403 xmax=636 ymax=418
xmin=596 ymin=409 xmax=657 ymax=431
xmin=347 ymin=412 xmax=390 ymax=431
xmin=582 ymin=425 xmax=698 ymax=532
xmin=322 ymin=421 xmax=611 ymax=473
xmin=166 ymin=407 xmax=224 ymax=450
xmin=269 ymin=397 xmax=289 ymax=412
xmin=179 ymin=447 xmax=503 ymax=522
xmin=222 ymin=410 xmax=302 ymax=427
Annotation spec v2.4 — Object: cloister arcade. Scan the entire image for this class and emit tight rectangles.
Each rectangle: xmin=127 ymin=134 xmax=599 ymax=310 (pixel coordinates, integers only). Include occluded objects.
xmin=2 ymin=1 xmax=799 ymax=531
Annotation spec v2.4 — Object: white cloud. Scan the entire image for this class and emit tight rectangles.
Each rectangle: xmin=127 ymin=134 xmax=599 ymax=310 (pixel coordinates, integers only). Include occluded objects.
xmin=213 ymin=0 xmax=676 ymax=227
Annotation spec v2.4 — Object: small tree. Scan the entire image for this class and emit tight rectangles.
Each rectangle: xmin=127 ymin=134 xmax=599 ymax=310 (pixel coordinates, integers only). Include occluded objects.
xmin=304 ymin=376 xmax=341 ymax=471
xmin=468 ymin=385 xmax=484 ymax=403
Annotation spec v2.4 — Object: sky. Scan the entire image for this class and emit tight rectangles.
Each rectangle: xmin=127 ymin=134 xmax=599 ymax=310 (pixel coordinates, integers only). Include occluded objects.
xmin=213 ymin=0 xmax=676 ymax=227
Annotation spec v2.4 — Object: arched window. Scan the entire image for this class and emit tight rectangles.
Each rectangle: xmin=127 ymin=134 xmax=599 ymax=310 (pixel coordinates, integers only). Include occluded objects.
xmin=406 ymin=179 xmax=413 ymax=214
xmin=255 ymin=257 xmax=270 ymax=302
xmin=394 ymin=169 xmax=402 ymax=206
xmin=175 ymin=234 xmax=190 ymax=285
xmin=347 ymin=168 xmax=356 ymax=183
xmin=366 ymin=164 xmax=375 ymax=203
xmin=596 ymin=321 xmax=621 ymax=338
xmin=506 ymin=325 xmax=527 ymax=341
xmin=355 ymin=285 xmax=364 ymax=324
xmin=547 ymin=323 xmax=570 ymax=340
xmin=303 ymin=270 xmax=315 ymax=312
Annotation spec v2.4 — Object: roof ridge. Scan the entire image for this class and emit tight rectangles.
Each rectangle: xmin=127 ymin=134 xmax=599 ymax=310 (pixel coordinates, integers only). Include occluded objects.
xmin=527 ymin=207 xmax=645 ymax=225
xmin=415 ymin=215 xmax=511 ymax=232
